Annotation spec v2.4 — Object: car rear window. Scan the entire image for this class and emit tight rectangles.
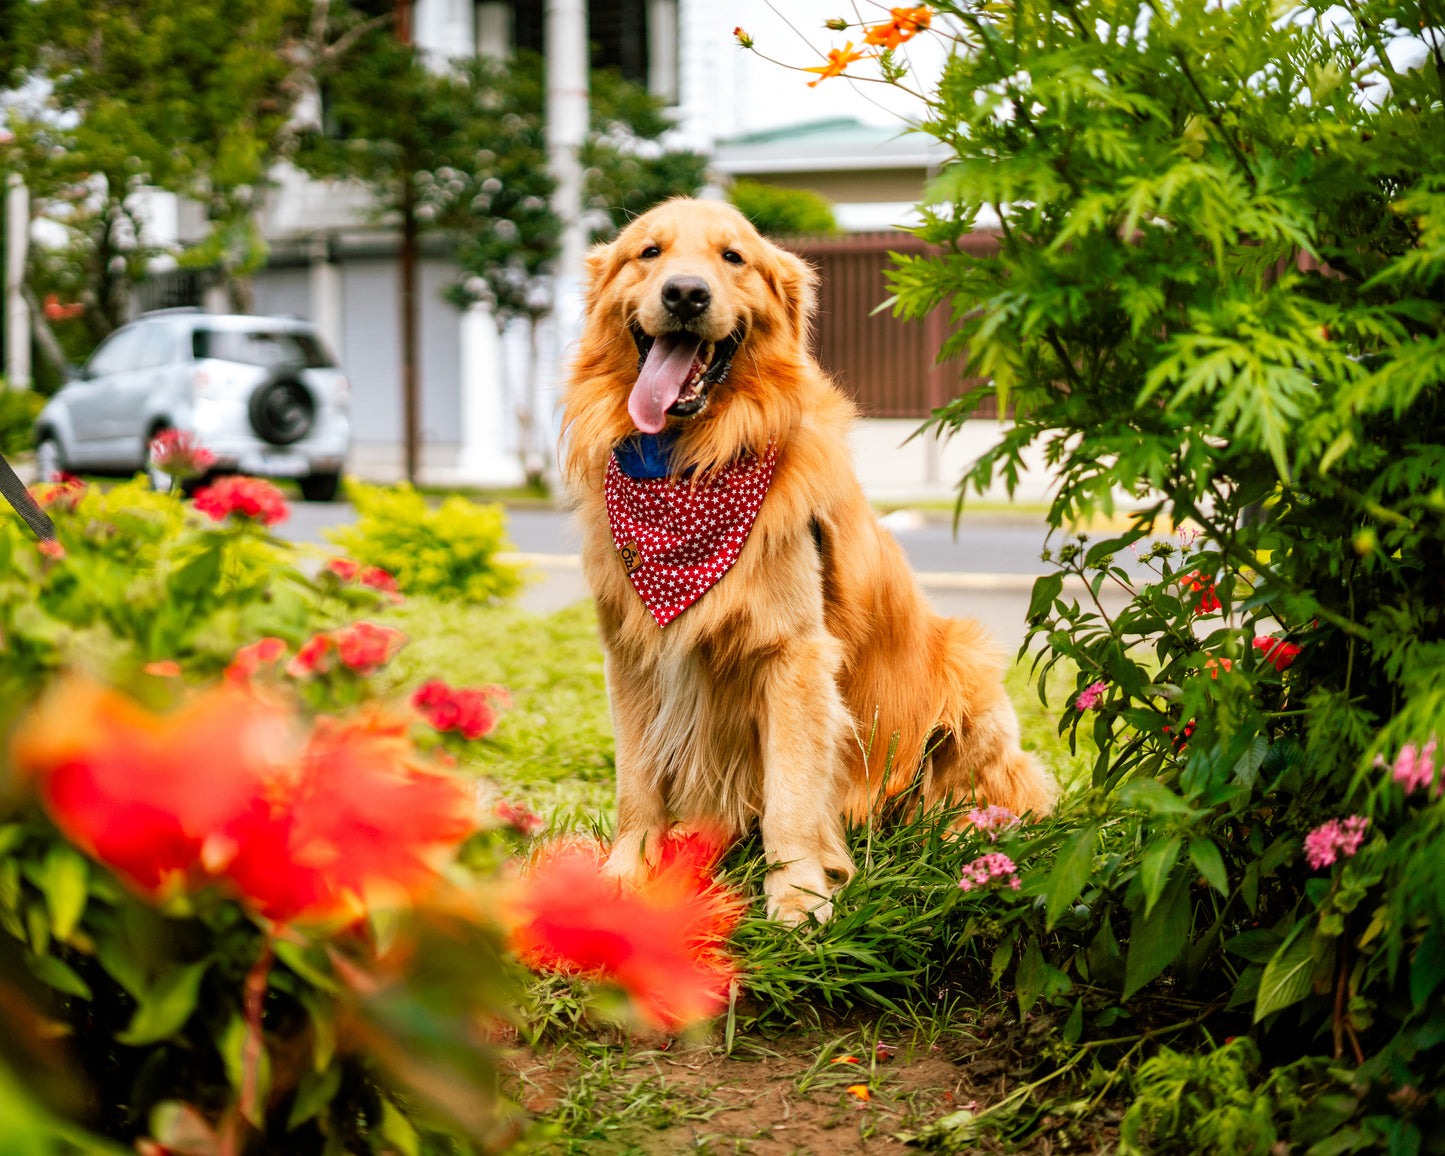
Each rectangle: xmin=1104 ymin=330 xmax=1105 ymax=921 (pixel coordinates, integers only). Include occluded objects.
xmin=191 ymin=327 xmax=335 ymax=369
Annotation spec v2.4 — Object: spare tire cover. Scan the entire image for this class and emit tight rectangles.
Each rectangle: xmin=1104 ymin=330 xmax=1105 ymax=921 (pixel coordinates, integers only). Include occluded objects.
xmin=249 ymin=372 xmax=315 ymax=446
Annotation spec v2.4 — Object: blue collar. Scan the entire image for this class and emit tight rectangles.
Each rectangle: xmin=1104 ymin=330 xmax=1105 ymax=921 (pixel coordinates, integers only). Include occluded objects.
xmin=612 ymin=431 xmax=686 ymax=479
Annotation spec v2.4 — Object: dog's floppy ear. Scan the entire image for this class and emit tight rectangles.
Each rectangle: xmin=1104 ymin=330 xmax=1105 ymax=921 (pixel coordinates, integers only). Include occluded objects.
xmin=764 ymin=245 xmax=819 ymax=343
xmin=583 ymin=238 xmax=625 ymax=316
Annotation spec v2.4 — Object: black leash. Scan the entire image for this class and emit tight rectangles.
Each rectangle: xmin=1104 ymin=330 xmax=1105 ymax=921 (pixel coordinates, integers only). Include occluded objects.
xmin=0 ymin=452 xmax=58 ymax=543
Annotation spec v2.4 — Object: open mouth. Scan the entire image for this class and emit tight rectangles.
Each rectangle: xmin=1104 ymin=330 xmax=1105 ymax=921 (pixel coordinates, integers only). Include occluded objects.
xmin=628 ymin=324 xmax=742 ymax=432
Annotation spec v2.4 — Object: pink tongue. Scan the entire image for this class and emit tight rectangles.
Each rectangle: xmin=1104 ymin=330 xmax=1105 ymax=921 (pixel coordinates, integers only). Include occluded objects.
xmin=629 ymin=332 xmax=702 ymax=433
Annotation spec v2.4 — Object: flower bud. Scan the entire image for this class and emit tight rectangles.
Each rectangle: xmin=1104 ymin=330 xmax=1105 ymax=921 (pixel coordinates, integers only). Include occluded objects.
xmin=733 ymin=26 xmax=753 ymax=48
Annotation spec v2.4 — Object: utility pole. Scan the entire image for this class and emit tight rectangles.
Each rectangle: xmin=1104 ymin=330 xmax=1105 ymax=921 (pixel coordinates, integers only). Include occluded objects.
xmin=4 ymin=174 xmax=30 ymax=389
xmin=544 ymin=0 xmax=588 ymax=481
xmin=396 ymin=0 xmax=420 ymax=484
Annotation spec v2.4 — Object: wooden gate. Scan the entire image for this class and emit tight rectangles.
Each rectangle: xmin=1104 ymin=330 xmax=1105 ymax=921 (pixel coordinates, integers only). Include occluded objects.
xmin=780 ymin=231 xmax=1001 ymax=419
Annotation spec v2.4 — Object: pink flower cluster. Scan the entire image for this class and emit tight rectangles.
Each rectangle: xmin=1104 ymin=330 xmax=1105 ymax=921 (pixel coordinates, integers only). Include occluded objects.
xmin=192 ymin=476 xmax=289 ymax=526
xmin=957 ymin=852 xmax=1021 ymax=892
xmin=1303 ymin=815 xmax=1369 ymax=870
xmin=1075 ymin=680 xmax=1107 ymax=711
xmin=966 ymin=805 xmax=1019 ymax=841
xmin=1391 ymin=737 xmax=1439 ymax=796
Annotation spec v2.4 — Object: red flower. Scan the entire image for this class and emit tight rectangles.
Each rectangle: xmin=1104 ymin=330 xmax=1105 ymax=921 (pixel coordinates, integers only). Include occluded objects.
xmin=9 ymin=678 xmax=287 ymax=897
xmin=327 ymin=557 xmax=402 ymax=601
xmin=333 ymin=622 xmax=406 ymax=674
xmin=11 ymin=679 xmax=477 ymax=925
xmin=149 ymin=430 xmax=216 ymax=480
xmin=37 ymin=539 xmax=66 ymax=560
xmin=144 ymin=660 xmax=183 ymax=678
xmin=225 ymin=637 xmax=287 ymax=684
xmin=412 ymin=679 xmax=510 ymax=740
xmin=1204 ymin=656 xmax=1232 ymax=679
xmin=1254 ymin=635 xmax=1301 ymax=672
xmin=220 ymin=711 xmax=478 ymax=924
xmin=43 ymin=293 xmax=84 ymax=321
xmin=496 ymin=801 xmax=544 ymax=836
xmin=287 ymin=634 xmax=334 ymax=678
xmin=192 ymin=476 xmax=289 ymax=526
xmin=512 ymin=836 xmax=740 ymax=1029
xmin=1181 ymin=570 xmax=1221 ymax=615
xmin=30 ymin=473 xmax=85 ymax=510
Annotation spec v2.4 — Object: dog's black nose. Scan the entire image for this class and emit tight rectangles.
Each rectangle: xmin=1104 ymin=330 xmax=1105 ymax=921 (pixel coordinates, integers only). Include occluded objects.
xmin=661 ymin=276 xmax=711 ymax=320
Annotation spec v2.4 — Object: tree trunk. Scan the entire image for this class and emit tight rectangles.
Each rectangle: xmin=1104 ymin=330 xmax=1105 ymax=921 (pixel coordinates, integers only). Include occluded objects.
xmin=399 ymin=178 xmax=420 ymax=485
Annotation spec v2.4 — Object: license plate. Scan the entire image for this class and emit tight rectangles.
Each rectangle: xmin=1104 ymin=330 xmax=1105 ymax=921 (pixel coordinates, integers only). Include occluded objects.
xmin=240 ymin=452 xmax=309 ymax=477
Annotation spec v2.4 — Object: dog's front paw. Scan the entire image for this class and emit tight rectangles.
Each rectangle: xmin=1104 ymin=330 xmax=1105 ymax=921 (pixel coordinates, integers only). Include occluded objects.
xmin=764 ymin=870 xmax=833 ymax=927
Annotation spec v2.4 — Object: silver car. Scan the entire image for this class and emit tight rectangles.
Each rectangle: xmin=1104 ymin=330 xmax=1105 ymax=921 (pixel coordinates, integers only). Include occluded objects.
xmin=33 ymin=309 xmax=351 ymax=501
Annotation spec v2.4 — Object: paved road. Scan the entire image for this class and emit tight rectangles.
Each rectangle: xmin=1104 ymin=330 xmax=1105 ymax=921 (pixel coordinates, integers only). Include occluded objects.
xmin=282 ymin=501 xmax=1144 ymax=649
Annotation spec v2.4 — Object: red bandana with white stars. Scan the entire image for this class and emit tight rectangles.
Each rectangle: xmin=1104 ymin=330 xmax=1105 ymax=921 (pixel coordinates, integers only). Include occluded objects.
xmin=604 ymin=443 xmax=778 ymax=627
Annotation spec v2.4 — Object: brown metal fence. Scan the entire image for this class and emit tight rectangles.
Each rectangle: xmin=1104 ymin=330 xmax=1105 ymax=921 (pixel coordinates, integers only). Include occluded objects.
xmin=780 ymin=231 xmax=1001 ymax=419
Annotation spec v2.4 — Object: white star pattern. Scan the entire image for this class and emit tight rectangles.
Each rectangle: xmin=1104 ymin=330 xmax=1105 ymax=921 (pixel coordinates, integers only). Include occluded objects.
xmin=605 ymin=442 xmax=778 ymax=627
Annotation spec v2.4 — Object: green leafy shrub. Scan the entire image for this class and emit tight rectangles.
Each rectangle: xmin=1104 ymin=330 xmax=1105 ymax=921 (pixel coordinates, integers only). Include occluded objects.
xmin=327 ymin=480 xmax=524 ymax=605
xmin=727 ymin=179 xmax=838 ymax=237
xmin=0 ymin=387 xmax=46 ymax=458
xmin=752 ymin=0 xmax=1445 ymax=1146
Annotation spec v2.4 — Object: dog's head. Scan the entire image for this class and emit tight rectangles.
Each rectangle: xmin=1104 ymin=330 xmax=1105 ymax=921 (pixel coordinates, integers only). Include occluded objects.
xmin=582 ymin=198 xmax=817 ymax=434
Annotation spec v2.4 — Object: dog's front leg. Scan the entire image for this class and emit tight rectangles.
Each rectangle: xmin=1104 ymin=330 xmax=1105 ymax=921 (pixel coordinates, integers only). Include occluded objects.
xmin=600 ymin=654 xmax=670 ymax=888
xmin=758 ymin=635 xmax=853 ymax=926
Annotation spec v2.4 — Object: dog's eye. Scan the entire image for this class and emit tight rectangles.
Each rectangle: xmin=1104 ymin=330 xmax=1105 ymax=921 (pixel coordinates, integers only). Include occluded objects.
xmin=723 ymin=249 xmax=745 ymax=265
xmin=640 ymin=245 xmax=661 ymax=259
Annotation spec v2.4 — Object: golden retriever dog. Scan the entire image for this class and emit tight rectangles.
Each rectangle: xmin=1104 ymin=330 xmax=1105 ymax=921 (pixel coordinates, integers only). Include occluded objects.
xmin=561 ymin=198 xmax=1053 ymax=924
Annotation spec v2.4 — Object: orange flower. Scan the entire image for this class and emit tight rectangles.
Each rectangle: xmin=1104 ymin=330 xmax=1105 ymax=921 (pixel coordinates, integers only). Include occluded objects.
xmin=144 ymin=660 xmax=183 ymax=678
xmin=846 ymin=1084 xmax=872 ymax=1102
xmin=864 ymin=6 xmax=932 ymax=49
xmin=511 ymin=836 xmax=741 ymax=1030
xmin=1204 ymin=656 xmax=1232 ymax=679
xmin=9 ymin=678 xmax=287 ymax=897
xmin=803 ymin=42 xmax=873 ymax=86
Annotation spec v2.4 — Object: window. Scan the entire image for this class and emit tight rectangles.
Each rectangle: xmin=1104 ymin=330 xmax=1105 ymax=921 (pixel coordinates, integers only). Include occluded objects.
xmin=192 ymin=328 xmax=335 ymax=369
xmin=131 ymin=324 xmax=177 ymax=370
xmin=85 ymin=327 xmax=143 ymax=378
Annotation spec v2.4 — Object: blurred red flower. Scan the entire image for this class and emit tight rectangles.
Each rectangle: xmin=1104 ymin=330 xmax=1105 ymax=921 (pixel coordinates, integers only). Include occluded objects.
xmin=496 ymin=801 xmax=544 ymax=836
xmin=511 ymin=835 xmax=739 ymax=1029
xmin=192 ymin=476 xmax=289 ymax=526
xmin=334 ymin=622 xmax=406 ymax=674
xmin=1181 ymin=570 xmax=1221 ymax=615
xmin=288 ymin=634 xmax=334 ymax=677
xmin=412 ymin=679 xmax=510 ymax=739
xmin=150 ymin=430 xmax=216 ymax=480
xmin=10 ymin=679 xmax=477 ymax=925
xmin=9 ymin=678 xmax=286 ymax=897
xmin=29 ymin=473 xmax=85 ymax=510
xmin=1254 ymin=635 xmax=1301 ymax=672
xmin=225 ymin=637 xmax=288 ymax=684
xmin=220 ymin=711 xmax=477 ymax=924
xmin=327 ymin=557 xmax=402 ymax=600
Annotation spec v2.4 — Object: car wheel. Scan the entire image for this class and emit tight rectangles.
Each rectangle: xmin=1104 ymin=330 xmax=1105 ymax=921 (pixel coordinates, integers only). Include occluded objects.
xmin=299 ymin=472 xmax=341 ymax=502
xmin=35 ymin=436 xmax=67 ymax=483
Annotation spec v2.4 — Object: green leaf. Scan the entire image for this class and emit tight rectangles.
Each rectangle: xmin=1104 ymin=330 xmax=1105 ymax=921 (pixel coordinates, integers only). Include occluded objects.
xmin=28 ymin=951 xmax=92 ymax=999
xmin=1117 ymin=779 xmax=1193 ymax=815
xmin=1027 ymin=572 xmax=1065 ymax=622
xmin=1189 ymin=836 xmax=1228 ymax=894
xmin=1124 ymin=870 xmax=1191 ymax=999
xmin=1015 ymin=936 xmax=1047 ymax=1017
xmin=1410 ymin=928 xmax=1445 ymax=1010
xmin=169 ymin=541 xmax=223 ymax=598
xmin=1139 ymin=834 xmax=1183 ymax=917
xmin=118 ymin=960 xmax=210 ymax=1046
xmin=378 ymin=1097 xmax=420 ymax=1156
xmin=287 ymin=1064 xmax=343 ymax=1131
xmin=274 ymin=939 xmax=341 ymax=994
xmin=1045 ymin=822 xmax=1099 ymax=928
xmin=1254 ymin=926 xmax=1316 ymax=1022
xmin=1062 ymin=998 xmax=1084 ymax=1045
xmin=35 ymin=843 xmax=88 ymax=942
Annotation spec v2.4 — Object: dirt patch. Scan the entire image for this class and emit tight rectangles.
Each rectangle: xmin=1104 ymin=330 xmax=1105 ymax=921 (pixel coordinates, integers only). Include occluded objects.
xmin=505 ymin=1015 xmax=1121 ymax=1155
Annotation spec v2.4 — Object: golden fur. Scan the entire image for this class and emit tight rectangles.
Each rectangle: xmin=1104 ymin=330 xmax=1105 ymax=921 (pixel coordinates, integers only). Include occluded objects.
xmin=561 ymin=199 xmax=1054 ymax=923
